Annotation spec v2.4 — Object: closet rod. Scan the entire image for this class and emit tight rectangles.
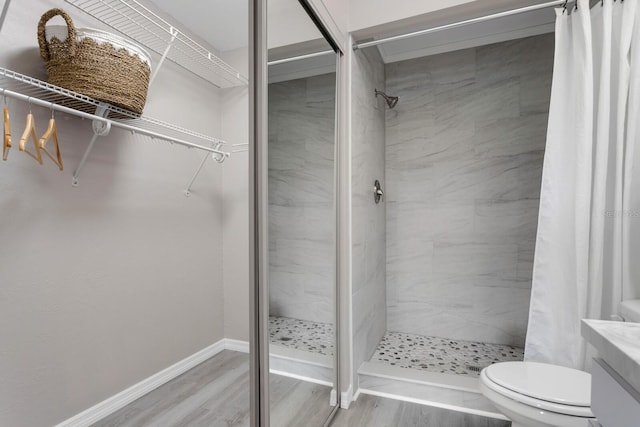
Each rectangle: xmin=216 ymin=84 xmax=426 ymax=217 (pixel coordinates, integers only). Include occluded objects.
xmin=267 ymin=50 xmax=334 ymax=66
xmin=352 ymin=0 xmax=564 ymax=50
xmin=0 ymin=87 xmax=228 ymax=157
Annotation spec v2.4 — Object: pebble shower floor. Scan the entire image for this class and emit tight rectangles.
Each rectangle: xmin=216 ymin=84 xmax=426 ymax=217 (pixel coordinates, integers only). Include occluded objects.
xmin=268 ymin=317 xmax=524 ymax=376
xmin=269 ymin=316 xmax=334 ymax=356
xmin=371 ymin=331 xmax=524 ymax=377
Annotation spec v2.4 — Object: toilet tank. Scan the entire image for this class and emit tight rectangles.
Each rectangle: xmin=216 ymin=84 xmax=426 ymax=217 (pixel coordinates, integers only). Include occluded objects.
xmin=620 ymin=300 xmax=640 ymax=323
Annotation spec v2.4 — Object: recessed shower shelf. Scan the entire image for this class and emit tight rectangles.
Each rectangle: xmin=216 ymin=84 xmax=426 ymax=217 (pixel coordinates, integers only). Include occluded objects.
xmin=63 ymin=0 xmax=248 ymax=88
xmin=0 ymin=67 xmax=230 ymax=186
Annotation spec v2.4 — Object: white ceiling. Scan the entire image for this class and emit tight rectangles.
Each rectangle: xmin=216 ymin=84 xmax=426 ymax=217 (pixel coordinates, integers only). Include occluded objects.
xmin=149 ymin=0 xmax=248 ymax=52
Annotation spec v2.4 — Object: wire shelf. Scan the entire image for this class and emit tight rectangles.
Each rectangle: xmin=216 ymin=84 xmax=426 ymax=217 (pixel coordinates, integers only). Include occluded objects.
xmin=63 ymin=0 xmax=248 ymax=88
xmin=0 ymin=67 xmax=229 ymax=152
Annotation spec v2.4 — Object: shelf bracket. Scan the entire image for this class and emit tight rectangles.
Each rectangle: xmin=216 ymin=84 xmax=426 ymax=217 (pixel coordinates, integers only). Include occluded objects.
xmin=72 ymin=103 xmax=111 ymax=187
xmin=149 ymin=26 xmax=179 ymax=88
xmin=184 ymin=142 xmax=224 ymax=197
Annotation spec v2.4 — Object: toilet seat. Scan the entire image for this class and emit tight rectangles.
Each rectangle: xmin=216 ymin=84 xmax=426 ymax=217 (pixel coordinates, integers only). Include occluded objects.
xmin=481 ymin=362 xmax=593 ymax=418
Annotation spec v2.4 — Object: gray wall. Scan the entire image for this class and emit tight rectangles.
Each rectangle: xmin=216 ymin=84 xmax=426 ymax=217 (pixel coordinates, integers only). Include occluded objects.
xmin=351 ymin=46 xmax=387 ymax=386
xmin=221 ymin=47 xmax=251 ymax=343
xmin=268 ymin=73 xmax=336 ymax=325
xmin=385 ymin=34 xmax=554 ymax=347
xmin=0 ymin=1 xmax=236 ymax=425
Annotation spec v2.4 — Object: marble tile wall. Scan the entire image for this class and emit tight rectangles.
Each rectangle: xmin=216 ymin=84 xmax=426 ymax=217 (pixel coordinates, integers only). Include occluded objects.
xmin=385 ymin=34 xmax=554 ymax=347
xmin=268 ymin=72 xmax=336 ymax=324
xmin=351 ymin=46 xmax=388 ymax=385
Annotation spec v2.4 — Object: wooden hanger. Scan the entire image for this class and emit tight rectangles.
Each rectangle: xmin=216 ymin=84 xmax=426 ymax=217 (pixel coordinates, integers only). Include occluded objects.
xmin=19 ymin=108 xmax=43 ymax=164
xmin=2 ymin=105 xmax=10 ymax=161
xmin=39 ymin=111 xmax=63 ymax=171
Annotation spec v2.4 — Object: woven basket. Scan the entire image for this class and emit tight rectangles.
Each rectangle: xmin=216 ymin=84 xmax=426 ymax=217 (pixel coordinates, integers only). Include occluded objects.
xmin=38 ymin=8 xmax=151 ymax=115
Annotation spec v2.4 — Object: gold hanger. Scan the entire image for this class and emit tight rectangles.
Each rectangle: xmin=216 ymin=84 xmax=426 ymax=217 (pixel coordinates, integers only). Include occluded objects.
xmin=39 ymin=109 xmax=63 ymax=171
xmin=19 ymin=102 xmax=43 ymax=164
xmin=2 ymin=93 xmax=10 ymax=161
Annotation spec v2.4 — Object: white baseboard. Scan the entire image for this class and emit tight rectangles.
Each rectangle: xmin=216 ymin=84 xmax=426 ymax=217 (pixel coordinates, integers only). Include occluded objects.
xmin=341 ymin=385 xmax=354 ymax=409
xmin=225 ymin=338 xmax=250 ymax=353
xmin=56 ymin=338 xmax=249 ymax=427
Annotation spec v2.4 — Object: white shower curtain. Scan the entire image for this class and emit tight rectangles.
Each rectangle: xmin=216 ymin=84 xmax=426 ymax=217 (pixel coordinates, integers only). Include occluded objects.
xmin=525 ymin=0 xmax=640 ymax=370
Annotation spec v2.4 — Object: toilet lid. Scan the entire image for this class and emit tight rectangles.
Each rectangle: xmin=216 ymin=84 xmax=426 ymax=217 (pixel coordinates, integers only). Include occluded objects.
xmin=484 ymin=362 xmax=591 ymax=407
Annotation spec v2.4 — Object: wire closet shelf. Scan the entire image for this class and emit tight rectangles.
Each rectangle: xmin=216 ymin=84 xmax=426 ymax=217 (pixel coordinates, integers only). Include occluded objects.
xmin=0 ymin=67 xmax=229 ymax=155
xmin=63 ymin=0 xmax=248 ymax=88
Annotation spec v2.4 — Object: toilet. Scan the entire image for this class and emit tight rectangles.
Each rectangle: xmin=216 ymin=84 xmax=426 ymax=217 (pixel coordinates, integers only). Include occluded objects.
xmin=479 ymin=361 xmax=595 ymax=427
xmin=481 ymin=301 xmax=640 ymax=426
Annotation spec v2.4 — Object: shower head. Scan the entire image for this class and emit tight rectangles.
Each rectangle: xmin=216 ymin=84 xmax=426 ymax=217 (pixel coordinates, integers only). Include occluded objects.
xmin=375 ymin=89 xmax=399 ymax=109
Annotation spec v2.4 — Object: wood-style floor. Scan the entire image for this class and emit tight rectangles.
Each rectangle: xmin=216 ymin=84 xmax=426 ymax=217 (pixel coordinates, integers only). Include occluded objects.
xmin=92 ymin=350 xmax=510 ymax=427
xmin=92 ymin=350 xmax=333 ymax=427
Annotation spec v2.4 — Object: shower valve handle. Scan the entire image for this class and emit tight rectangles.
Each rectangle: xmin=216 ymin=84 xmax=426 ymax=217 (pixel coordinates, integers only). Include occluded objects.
xmin=374 ymin=180 xmax=384 ymax=204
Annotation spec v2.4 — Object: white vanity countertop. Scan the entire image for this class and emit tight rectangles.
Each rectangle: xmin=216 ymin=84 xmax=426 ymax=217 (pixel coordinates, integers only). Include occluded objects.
xmin=582 ymin=319 xmax=640 ymax=392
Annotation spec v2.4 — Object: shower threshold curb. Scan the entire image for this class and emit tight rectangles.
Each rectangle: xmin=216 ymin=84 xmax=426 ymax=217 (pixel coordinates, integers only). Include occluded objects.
xmin=357 ymin=361 xmax=508 ymax=421
xmin=270 ymin=344 xmax=333 ymax=385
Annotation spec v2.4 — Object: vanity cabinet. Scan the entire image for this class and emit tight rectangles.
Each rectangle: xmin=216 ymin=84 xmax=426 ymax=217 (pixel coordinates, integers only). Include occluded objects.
xmin=582 ymin=320 xmax=640 ymax=427
xmin=591 ymin=358 xmax=640 ymax=427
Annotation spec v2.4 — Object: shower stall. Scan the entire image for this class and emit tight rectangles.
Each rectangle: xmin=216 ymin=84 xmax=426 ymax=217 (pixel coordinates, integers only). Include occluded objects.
xmin=267 ymin=69 xmax=337 ymax=381
xmin=350 ymin=32 xmax=555 ymax=411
